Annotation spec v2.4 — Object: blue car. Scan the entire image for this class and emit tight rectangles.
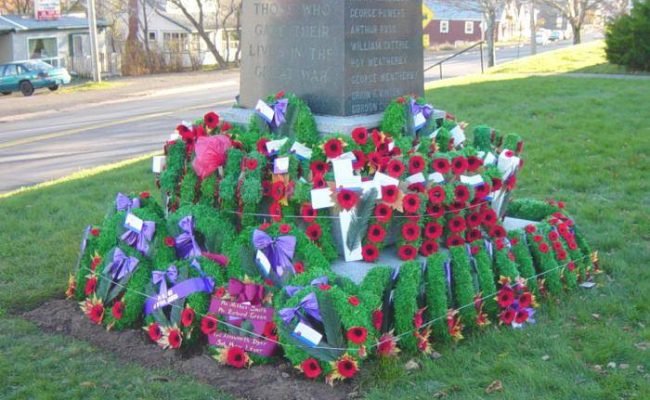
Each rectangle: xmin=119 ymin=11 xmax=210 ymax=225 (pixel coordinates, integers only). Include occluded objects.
xmin=0 ymin=60 xmax=72 ymax=96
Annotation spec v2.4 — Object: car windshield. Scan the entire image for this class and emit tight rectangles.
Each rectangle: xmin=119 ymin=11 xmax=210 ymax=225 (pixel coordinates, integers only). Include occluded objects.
xmin=22 ymin=60 xmax=54 ymax=71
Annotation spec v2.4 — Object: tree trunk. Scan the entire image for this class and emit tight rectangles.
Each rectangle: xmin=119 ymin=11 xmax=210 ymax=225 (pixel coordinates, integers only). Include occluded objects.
xmin=572 ymin=23 xmax=581 ymax=44
xmin=485 ymin=9 xmax=497 ymax=67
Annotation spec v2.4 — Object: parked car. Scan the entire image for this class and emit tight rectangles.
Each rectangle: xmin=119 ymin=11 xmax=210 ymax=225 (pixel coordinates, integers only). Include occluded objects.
xmin=549 ymin=30 xmax=562 ymax=41
xmin=0 ymin=60 xmax=71 ymax=96
xmin=535 ymin=30 xmax=550 ymax=46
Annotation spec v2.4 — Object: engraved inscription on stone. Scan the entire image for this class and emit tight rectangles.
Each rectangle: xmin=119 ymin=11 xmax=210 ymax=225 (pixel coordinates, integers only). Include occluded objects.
xmin=240 ymin=1 xmax=423 ymax=117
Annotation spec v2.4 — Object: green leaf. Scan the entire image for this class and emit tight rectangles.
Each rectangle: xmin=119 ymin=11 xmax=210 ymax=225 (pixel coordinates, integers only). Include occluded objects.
xmin=346 ymin=188 xmax=377 ymax=251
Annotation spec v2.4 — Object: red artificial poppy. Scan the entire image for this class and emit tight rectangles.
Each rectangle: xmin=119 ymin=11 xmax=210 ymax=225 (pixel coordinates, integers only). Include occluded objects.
xmin=374 ymin=203 xmax=392 ymax=223
xmin=466 ymin=228 xmax=482 ymax=243
xmin=336 ymin=357 xmax=359 ymax=379
xmin=525 ymin=224 xmax=537 ymax=234
xmin=270 ymin=181 xmax=286 ymax=201
xmin=275 ymin=90 xmax=285 ymax=99
xmin=139 ymin=191 xmax=150 ymax=199
xmin=557 ymin=201 xmax=565 ymax=209
xmin=367 ymin=151 xmax=382 ymax=168
xmin=420 ymin=239 xmax=439 ymax=256
xmin=516 ymin=141 xmax=524 ymax=153
xmin=514 ymin=309 xmax=529 ymax=324
xmin=90 ymin=228 xmax=100 ymax=236
xmin=408 ymin=155 xmax=426 ymax=174
xmin=427 ymin=186 xmax=445 ymax=204
xmin=372 ymin=309 xmax=383 ymax=331
xmin=482 ymin=209 xmax=497 ymax=226
xmin=367 ymin=224 xmax=386 ymax=243
xmin=309 ymin=160 xmax=329 ymax=177
xmin=301 ymin=358 xmax=322 ymax=379
xmin=181 ymin=307 xmax=195 ymax=327
xmin=244 ymin=158 xmax=258 ymax=171
xmin=396 ymin=96 xmax=406 ymax=104
xmin=346 ymin=327 xmax=368 ymax=344
xmin=500 ymin=309 xmax=515 ymax=325
xmin=348 ymin=296 xmax=360 ymax=307
xmin=424 ymin=222 xmax=443 ymax=239
xmin=226 ymin=347 xmax=248 ymax=368
xmin=467 ymin=155 xmax=483 ymax=172
xmin=567 ymin=240 xmax=578 ymax=250
xmin=163 ymin=236 xmax=176 ymax=247
xmin=386 ymin=159 xmax=405 ymax=178
xmin=538 ymin=242 xmax=550 ymax=254
xmin=427 ymin=204 xmax=444 ymax=218
xmin=279 ymin=224 xmax=291 ymax=234
xmin=352 ymin=150 xmax=367 ymax=170
xmin=497 ymin=287 xmax=515 ymax=308
xmin=381 ymin=185 xmax=399 ymax=204
xmin=474 ymin=183 xmax=490 ymax=201
xmin=447 ymin=235 xmax=465 ymax=247
xmin=510 ymin=237 xmax=519 ymax=246
xmin=557 ymin=223 xmax=569 ymax=236
xmin=548 ymin=231 xmax=559 ymax=242
xmin=377 ymin=334 xmax=398 ymax=357
xmin=552 ymin=241 xmax=564 ymax=252
xmin=324 ymin=138 xmax=344 ymax=159
xmin=408 ymin=182 xmax=425 ymax=193
xmin=398 ymin=245 xmax=417 ymax=260
xmin=261 ymin=181 xmax=271 ymax=197
xmin=447 ymin=200 xmax=466 ymax=215
xmin=489 ymin=225 xmax=507 ymax=239
xmin=258 ymin=222 xmax=271 ymax=231
xmin=177 ymin=124 xmax=192 ymax=140
xmin=506 ymin=175 xmax=517 ymax=191
xmin=221 ymin=122 xmax=232 ymax=132
xmin=268 ymin=202 xmax=282 ymax=222
xmin=204 ymin=111 xmax=220 ymax=129
xmin=305 ymin=223 xmax=322 ymax=241
xmin=532 ymin=235 xmax=543 ymax=243
xmin=87 ymin=303 xmax=104 ymax=324
xmin=148 ymin=322 xmax=163 ymax=341
xmin=454 ymin=185 xmax=470 ymax=203
xmin=556 ymin=249 xmax=567 ymax=261
xmin=432 ymin=158 xmax=451 ymax=174
xmin=200 ymin=315 xmax=218 ymax=335
xmin=492 ymin=177 xmax=503 ymax=191
xmin=413 ymin=307 xmax=426 ymax=329
xmin=466 ymin=212 xmax=482 ymax=228
xmin=318 ymin=283 xmax=331 ymax=291
xmin=337 ymin=189 xmax=359 ymax=210
xmin=111 ymin=301 xmax=124 ymax=320
xmin=84 ymin=276 xmax=97 ymax=296
xmin=451 ymin=156 xmax=468 ymax=175
xmin=448 ymin=216 xmax=467 ymax=233
xmin=401 ymin=222 xmax=420 ymax=241
xmin=351 ymin=127 xmax=368 ymax=145
xmin=404 ymin=194 xmax=421 ymax=214
xmin=256 ymin=137 xmax=270 ymax=155
xmin=518 ymin=292 xmax=532 ymax=308
xmin=312 ymin=175 xmax=326 ymax=189
xmin=293 ymin=261 xmax=305 ymax=274
xmin=494 ymin=238 xmax=505 ymax=251
xmin=567 ymin=261 xmax=576 ymax=272
xmin=362 ymin=244 xmax=379 ymax=262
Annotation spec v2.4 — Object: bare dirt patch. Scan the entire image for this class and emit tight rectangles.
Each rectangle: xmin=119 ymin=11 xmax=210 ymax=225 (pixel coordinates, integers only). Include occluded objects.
xmin=23 ymin=299 xmax=355 ymax=400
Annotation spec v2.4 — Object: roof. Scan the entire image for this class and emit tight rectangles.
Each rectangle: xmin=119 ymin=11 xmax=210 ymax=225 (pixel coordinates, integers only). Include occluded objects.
xmin=423 ymin=0 xmax=483 ymax=21
xmin=0 ymin=14 xmax=108 ymax=32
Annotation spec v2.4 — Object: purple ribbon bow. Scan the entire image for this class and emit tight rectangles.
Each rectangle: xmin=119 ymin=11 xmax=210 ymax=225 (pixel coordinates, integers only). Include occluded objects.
xmin=121 ymin=220 xmax=155 ymax=256
xmin=271 ymin=98 xmax=289 ymax=129
xmin=278 ymin=292 xmax=322 ymax=325
xmin=152 ymin=265 xmax=178 ymax=296
xmin=228 ymin=278 xmax=265 ymax=305
xmin=410 ymin=98 xmax=433 ymax=120
xmin=115 ymin=192 xmax=141 ymax=212
xmin=252 ymin=229 xmax=296 ymax=277
xmin=175 ymin=216 xmax=202 ymax=260
xmin=104 ymin=248 xmax=139 ymax=282
xmin=284 ymin=276 xmax=329 ymax=298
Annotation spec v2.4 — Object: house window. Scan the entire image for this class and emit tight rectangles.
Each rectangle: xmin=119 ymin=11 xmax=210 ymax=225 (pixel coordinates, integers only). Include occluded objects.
xmin=465 ymin=21 xmax=474 ymax=34
xmin=440 ymin=20 xmax=449 ymax=33
xmin=28 ymin=37 xmax=57 ymax=59
xmin=148 ymin=32 xmax=157 ymax=41
xmin=163 ymin=32 xmax=188 ymax=52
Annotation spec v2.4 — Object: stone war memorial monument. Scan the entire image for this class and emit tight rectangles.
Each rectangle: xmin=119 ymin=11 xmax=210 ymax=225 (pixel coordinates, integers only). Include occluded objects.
xmin=227 ymin=0 xmax=425 ymax=132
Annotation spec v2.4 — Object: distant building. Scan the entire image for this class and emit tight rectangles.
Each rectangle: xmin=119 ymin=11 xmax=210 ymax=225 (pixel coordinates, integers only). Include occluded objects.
xmin=0 ymin=14 xmax=117 ymax=76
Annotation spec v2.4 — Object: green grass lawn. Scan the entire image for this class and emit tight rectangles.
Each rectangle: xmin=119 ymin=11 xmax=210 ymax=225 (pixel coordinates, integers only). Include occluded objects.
xmin=489 ymin=41 xmax=636 ymax=75
xmin=1 ymin=74 xmax=649 ymax=398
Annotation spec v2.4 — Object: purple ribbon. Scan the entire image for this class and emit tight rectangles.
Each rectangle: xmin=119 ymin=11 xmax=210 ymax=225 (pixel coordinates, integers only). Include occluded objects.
xmin=278 ymin=292 xmax=322 ymax=325
xmin=121 ymin=220 xmax=155 ymax=256
xmin=115 ymin=192 xmax=141 ymax=212
xmin=104 ymin=248 xmax=139 ymax=281
xmin=152 ymin=265 xmax=178 ymax=297
xmin=144 ymin=274 xmax=214 ymax=316
xmin=271 ymin=98 xmax=289 ymax=129
xmin=175 ymin=216 xmax=202 ymax=260
xmin=228 ymin=278 xmax=265 ymax=305
xmin=284 ymin=276 xmax=329 ymax=298
xmin=409 ymin=98 xmax=433 ymax=119
xmin=252 ymin=229 xmax=296 ymax=277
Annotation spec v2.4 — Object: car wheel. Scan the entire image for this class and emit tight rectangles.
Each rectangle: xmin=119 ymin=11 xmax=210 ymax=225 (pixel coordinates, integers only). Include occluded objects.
xmin=20 ymin=81 xmax=34 ymax=96
xmin=1 ymin=92 xmax=10 ymax=96
xmin=48 ymin=85 xmax=59 ymax=91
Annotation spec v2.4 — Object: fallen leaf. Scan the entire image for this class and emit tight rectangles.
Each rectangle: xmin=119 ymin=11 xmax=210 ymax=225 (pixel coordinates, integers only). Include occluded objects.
xmin=634 ymin=342 xmax=649 ymax=351
xmin=433 ymin=390 xmax=448 ymax=398
xmin=430 ymin=351 xmax=442 ymax=360
xmin=542 ymin=355 xmax=550 ymax=361
xmin=405 ymin=359 xmax=420 ymax=371
xmin=79 ymin=381 xmax=95 ymax=388
xmin=591 ymin=313 xmax=600 ymax=320
xmin=485 ymin=380 xmax=503 ymax=394
xmin=607 ymin=362 xmax=617 ymax=369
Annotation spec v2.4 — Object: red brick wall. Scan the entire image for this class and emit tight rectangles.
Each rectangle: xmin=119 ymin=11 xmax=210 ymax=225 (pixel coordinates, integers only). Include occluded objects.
xmin=424 ymin=20 xmax=482 ymax=45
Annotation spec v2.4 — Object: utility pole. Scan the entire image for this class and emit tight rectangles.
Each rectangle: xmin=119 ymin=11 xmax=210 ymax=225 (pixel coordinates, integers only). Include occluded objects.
xmin=87 ymin=0 xmax=102 ymax=82
xmin=530 ymin=0 xmax=537 ymax=55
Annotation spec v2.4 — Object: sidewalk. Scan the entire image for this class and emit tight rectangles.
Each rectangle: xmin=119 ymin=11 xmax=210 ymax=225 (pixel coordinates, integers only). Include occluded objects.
xmin=0 ymin=68 xmax=240 ymax=120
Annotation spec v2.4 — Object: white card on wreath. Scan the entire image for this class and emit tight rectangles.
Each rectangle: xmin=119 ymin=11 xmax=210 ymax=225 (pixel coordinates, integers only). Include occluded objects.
xmin=265 ymin=138 xmax=288 ymax=155
xmin=413 ymin=112 xmax=426 ymax=130
xmin=293 ymin=322 xmax=322 ymax=347
xmin=339 ymin=209 xmax=363 ymax=261
xmin=373 ymin=172 xmax=400 ymax=187
xmin=332 ymin=159 xmax=361 ymax=189
xmin=361 ymin=180 xmax=382 ymax=200
xmin=255 ymin=250 xmax=272 ymax=275
xmin=481 ymin=151 xmax=497 ymax=166
xmin=255 ymin=100 xmax=274 ymax=123
xmin=310 ymin=188 xmax=335 ymax=210
xmin=169 ymin=132 xmax=181 ymax=141
xmin=498 ymin=152 xmax=520 ymax=181
xmin=332 ymin=152 xmax=357 ymax=162
xmin=450 ymin=125 xmax=466 ymax=146
xmin=290 ymin=142 xmax=312 ymax=160
xmin=273 ymin=157 xmax=290 ymax=174
xmin=428 ymin=172 xmax=445 ymax=184
xmin=152 ymin=156 xmax=166 ymax=174
xmin=406 ymin=172 xmax=426 ymax=184
xmin=460 ymin=174 xmax=484 ymax=186
xmin=124 ymin=213 xmax=144 ymax=233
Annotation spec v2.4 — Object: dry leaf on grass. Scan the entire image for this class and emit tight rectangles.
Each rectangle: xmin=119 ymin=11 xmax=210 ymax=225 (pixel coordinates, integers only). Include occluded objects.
xmin=485 ymin=380 xmax=503 ymax=394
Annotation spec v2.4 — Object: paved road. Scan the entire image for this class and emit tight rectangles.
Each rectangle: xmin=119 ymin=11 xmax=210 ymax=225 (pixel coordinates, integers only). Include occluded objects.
xmin=0 ymin=37 xmax=595 ymax=194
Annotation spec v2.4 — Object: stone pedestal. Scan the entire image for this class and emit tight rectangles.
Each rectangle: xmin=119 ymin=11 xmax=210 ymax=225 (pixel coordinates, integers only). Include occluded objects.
xmin=239 ymin=1 xmax=424 ymax=117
